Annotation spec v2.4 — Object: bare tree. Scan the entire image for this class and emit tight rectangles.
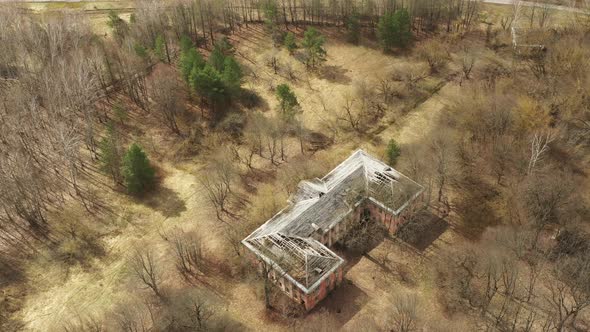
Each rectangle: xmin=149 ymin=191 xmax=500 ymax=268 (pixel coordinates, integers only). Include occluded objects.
xmin=199 ymin=151 xmax=238 ymax=221
xmin=130 ymin=248 xmax=162 ymax=298
xmin=169 ymin=228 xmax=204 ymax=276
xmin=390 ymin=291 xmax=420 ymax=332
xmin=149 ymin=68 xmax=184 ymax=135
xmin=527 ymin=131 xmax=553 ymax=175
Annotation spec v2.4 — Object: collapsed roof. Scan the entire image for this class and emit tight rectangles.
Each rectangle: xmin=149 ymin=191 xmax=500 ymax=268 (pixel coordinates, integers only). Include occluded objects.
xmin=242 ymin=149 xmax=424 ymax=294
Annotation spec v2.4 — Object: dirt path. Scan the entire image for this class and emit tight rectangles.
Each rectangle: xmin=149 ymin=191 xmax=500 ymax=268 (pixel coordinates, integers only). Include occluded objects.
xmin=378 ymin=83 xmax=458 ymax=146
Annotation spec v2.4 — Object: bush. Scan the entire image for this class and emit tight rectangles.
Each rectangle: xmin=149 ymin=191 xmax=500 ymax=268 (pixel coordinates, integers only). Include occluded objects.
xmin=417 ymin=40 xmax=451 ymax=74
xmin=219 ymin=112 xmax=246 ymax=141
xmin=173 ymin=126 xmax=203 ymax=159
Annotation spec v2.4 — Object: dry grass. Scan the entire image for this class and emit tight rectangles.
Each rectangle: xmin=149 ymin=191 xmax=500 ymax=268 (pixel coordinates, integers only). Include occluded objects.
xmin=14 ymin=20 xmax=497 ymax=332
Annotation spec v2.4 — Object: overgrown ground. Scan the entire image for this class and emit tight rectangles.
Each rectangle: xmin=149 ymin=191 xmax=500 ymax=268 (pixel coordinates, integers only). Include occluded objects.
xmin=6 ymin=3 xmax=590 ymax=330
xmin=9 ymin=23 xmax=476 ymax=330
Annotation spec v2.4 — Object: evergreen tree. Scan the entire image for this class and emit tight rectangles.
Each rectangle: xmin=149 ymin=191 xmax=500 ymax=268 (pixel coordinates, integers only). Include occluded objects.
xmin=386 ymin=139 xmax=401 ymax=166
xmin=179 ymin=35 xmax=192 ymax=53
xmin=190 ymin=64 xmax=227 ymax=111
xmin=276 ymin=84 xmax=299 ymax=119
xmin=107 ymin=10 xmax=128 ymax=43
xmin=209 ymin=46 xmax=226 ymax=72
xmin=284 ymin=32 xmax=297 ymax=54
xmin=179 ymin=48 xmax=205 ymax=82
xmin=122 ymin=143 xmax=155 ymax=195
xmin=302 ymin=27 xmax=327 ymax=69
xmin=216 ymin=37 xmax=235 ymax=56
xmin=113 ymin=103 xmax=127 ymax=125
xmin=262 ymin=0 xmax=278 ymax=31
xmin=377 ymin=9 xmax=412 ymax=52
xmin=395 ymin=9 xmax=412 ymax=48
xmin=99 ymin=122 xmax=123 ymax=183
xmin=346 ymin=13 xmax=361 ymax=44
xmin=154 ymin=34 xmax=166 ymax=62
xmin=134 ymin=43 xmax=148 ymax=58
xmin=222 ymin=56 xmax=243 ymax=95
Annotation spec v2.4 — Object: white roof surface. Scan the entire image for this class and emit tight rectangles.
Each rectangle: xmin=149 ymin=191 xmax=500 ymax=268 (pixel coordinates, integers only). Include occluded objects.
xmin=242 ymin=149 xmax=424 ymax=294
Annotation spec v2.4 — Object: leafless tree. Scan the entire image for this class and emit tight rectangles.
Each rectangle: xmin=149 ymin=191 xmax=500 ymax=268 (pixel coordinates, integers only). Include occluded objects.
xmin=480 ymin=253 xmax=501 ymax=314
xmin=390 ymin=291 xmax=420 ymax=332
xmin=199 ymin=151 xmax=238 ymax=221
xmin=417 ymin=40 xmax=451 ymax=74
xmin=429 ymin=132 xmax=454 ymax=204
xmin=527 ymin=131 xmax=553 ymax=175
xmin=149 ymin=68 xmax=184 ymax=135
xmin=130 ymin=248 xmax=162 ymax=298
xmin=169 ymin=228 xmax=204 ymax=276
xmin=112 ymin=300 xmax=151 ymax=332
xmin=461 ymin=51 xmax=476 ymax=82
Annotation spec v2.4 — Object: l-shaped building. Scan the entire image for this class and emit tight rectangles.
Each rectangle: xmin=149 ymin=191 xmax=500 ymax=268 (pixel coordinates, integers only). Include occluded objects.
xmin=242 ymin=149 xmax=424 ymax=310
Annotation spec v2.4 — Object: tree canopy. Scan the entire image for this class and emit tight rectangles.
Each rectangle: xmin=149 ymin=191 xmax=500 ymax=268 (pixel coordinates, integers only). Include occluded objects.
xmin=302 ymin=27 xmax=327 ymax=69
xmin=179 ymin=48 xmax=205 ymax=82
xmin=386 ymin=139 xmax=401 ymax=166
xmin=122 ymin=143 xmax=155 ymax=195
xmin=284 ymin=32 xmax=297 ymax=54
xmin=377 ymin=9 xmax=412 ymax=51
xmin=275 ymin=84 xmax=299 ymax=119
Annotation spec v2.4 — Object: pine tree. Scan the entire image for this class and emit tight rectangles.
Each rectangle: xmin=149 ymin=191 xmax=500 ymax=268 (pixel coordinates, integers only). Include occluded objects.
xmin=284 ymin=32 xmax=297 ymax=54
xmin=209 ymin=46 xmax=226 ymax=72
xmin=346 ymin=13 xmax=361 ymax=44
xmin=276 ymin=84 xmax=299 ymax=119
xmin=190 ymin=64 xmax=227 ymax=113
xmin=154 ymin=34 xmax=166 ymax=62
xmin=122 ymin=143 xmax=155 ymax=195
xmin=377 ymin=9 xmax=412 ymax=52
xmin=179 ymin=35 xmax=192 ymax=53
xmin=99 ymin=122 xmax=123 ymax=183
xmin=386 ymin=139 xmax=401 ymax=166
xmin=222 ymin=56 xmax=243 ymax=95
xmin=302 ymin=27 xmax=327 ymax=69
xmin=179 ymin=48 xmax=205 ymax=82
xmin=107 ymin=10 xmax=128 ymax=43
xmin=395 ymin=9 xmax=412 ymax=48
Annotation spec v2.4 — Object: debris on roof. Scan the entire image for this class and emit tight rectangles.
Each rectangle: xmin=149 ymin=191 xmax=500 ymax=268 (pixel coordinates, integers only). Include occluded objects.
xmin=242 ymin=149 xmax=424 ymax=294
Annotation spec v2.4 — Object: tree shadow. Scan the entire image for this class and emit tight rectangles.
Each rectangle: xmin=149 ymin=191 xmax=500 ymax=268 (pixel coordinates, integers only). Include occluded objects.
xmin=142 ymin=186 xmax=187 ymax=218
xmin=396 ymin=210 xmax=449 ymax=251
xmin=310 ymin=279 xmax=369 ymax=328
xmin=452 ymin=175 xmax=501 ymax=240
xmin=318 ymin=65 xmax=352 ymax=84
xmin=238 ymin=88 xmax=270 ymax=111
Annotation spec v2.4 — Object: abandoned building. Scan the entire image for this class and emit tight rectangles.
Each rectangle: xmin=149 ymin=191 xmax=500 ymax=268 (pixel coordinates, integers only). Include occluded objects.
xmin=242 ymin=149 xmax=425 ymax=310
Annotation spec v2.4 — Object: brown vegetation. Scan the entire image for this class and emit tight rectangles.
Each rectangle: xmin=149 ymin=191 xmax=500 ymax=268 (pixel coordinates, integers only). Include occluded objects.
xmin=1 ymin=0 xmax=590 ymax=331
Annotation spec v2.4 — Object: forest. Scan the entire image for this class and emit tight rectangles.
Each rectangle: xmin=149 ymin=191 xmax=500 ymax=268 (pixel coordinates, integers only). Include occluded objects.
xmin=1 ymin=0 xmax=590 ymax=331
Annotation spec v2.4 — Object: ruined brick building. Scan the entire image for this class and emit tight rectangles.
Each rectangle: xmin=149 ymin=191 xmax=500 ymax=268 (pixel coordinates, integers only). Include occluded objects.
xmin=242 ymin=149 xmax=424 ymax=310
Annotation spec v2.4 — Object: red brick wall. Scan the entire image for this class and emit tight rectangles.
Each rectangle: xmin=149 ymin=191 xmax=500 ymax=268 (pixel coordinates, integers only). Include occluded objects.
xmin=302 ymin=266 xmax=343 ymax=310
